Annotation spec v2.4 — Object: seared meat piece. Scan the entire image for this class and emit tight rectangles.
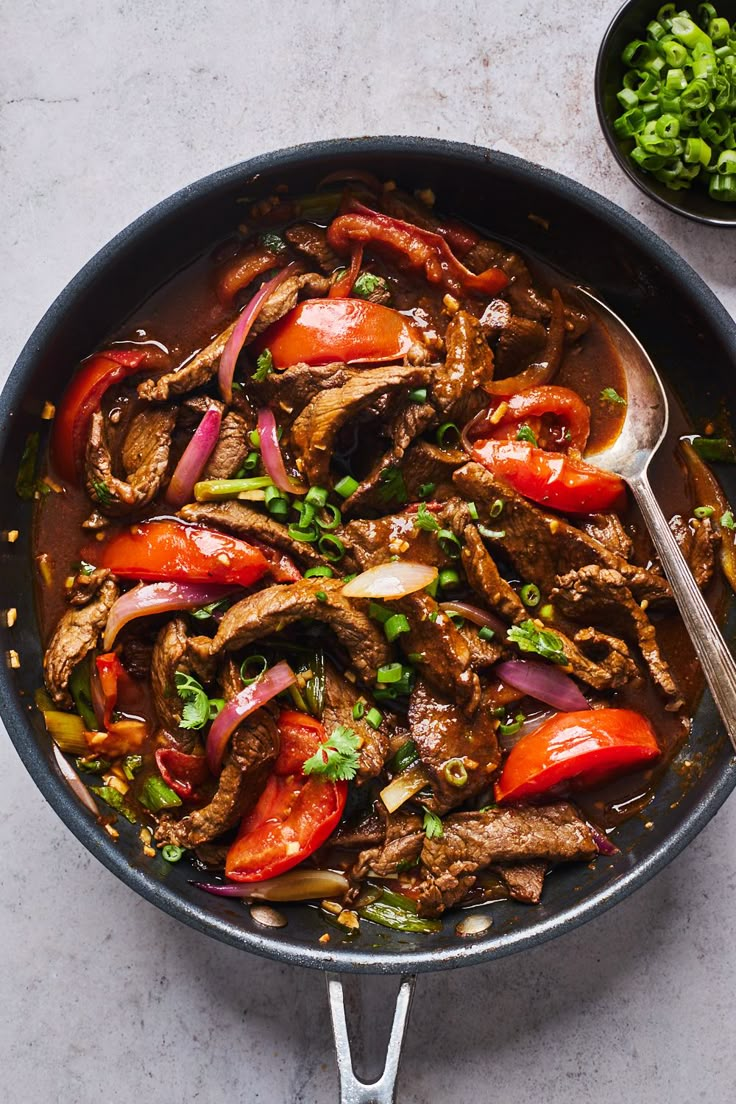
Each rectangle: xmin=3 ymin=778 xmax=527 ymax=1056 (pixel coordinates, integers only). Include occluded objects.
xmin=151 ymin=618 xmax=190 ymax=741
xmin=552 ymin=566 xmax=682 ymax=707
xmin=351 ymin=809 xmax=424 ymax=880
xmin=491 ymin=862 xmax=547 ymax=904
xmin=290 ymin=363 xmax=432 ymax=486
xmin=138 ymin=322 xmax=237 ymax=402
xmin=415 ymin=803 xmax=597 ymax=917
xmin=395 ymin=592 xmax=480 ymax=712
xmin=323 ymin=662 xmax=391 ymax=781
xmin=43 ymin=578 xmax=119 ymax=706
xmin=581 ymin=513 xmax=634 ymax=560
xmin=250 ymin=271 xmax=332 ymax=336
xmin=343 ymin=508 xmax=455 ymax=570
xmin=155 ymin=706 xmax=279 ymax=848
xmin=285 ymin=223 xmax=340 ymax=273
xmin=212 ymin=578 xmax=391 ymax=684
xmin=453 ymin=462 xmax=672 ymax=607
xmin=333 ymin=808 xmax=385 ymax=849
xmin=408 ymin=680 xmax=501 ymax=814
xmin=86 ymin=406 xmax=177 ymax=514
xmin=249 ymin=361 xmax=355 ymax=425
xmin=492 ymin=314 xmax=547 ymax=378
xmin=121 ymin=635 xmax=155 ymax=680
xmin=459 ymin=623 xmax=503 ymax=669
xmin=67 ymin=566 xmax=112 ymax=607
xmin=669 ymin=514 xmax=718 ymax=589
xmin=400 ymin=441 xmax=465 ymax=502
xmin=435 ymin=310 xmax=494 ymax=424
xmin=202 ymin=411 xmax=251 ymax=480
xmin=457 ymin=520 xmax=637 ymax=691
xmin=179 ymin=500 xmax=350 ymax=573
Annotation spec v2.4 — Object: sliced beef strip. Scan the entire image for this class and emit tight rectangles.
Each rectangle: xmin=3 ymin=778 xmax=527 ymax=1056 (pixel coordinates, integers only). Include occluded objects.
xmin=459 ymin=623 xmax=503 ymax=670
xmin=290 ymin=363 xmax=432 ymax=486
xmin=340 ymin=400 xmax=437 ymax=515
xmin=490 ymin=862 xmax=547 ymax=904
xmin=351 ymin=809 xmax=424 ymax=880
xmin=552 ymin=565 xmax=682 ymax=707
xmin=212 ymin=578 xmax=391 ymax=685
xmin=453 ymin=462 xmax=672 ymax=607
xmin=394 ymin=592 xmax=480 ymax=713
xmin=43 ymin=578 xmax=119 ymax=707
xmin=400 ymin=440 xmax=466 ymax=502
xmin=456 ymin=518 xmax=638 ymax=691
xmin=248 ymin=361 xmax=356 ymax=425
xmin=323 ymin=662 xmax=391 ymax=782
xmin=434 ymin=310 xmax=494 ymax=425
xmin=202 ymin=411 xmax=251 ymax=480
xmin=333 ymin=808 xmax=385 ymax=849
xmin=67 ymin=567 xmax=112 ymax=607
xmin=151 ymin=618 xmax=190 ymax=742
xmin=669 ymin=514 xmax=718 ymax=590
xmin=155 ymin=705 xmax=280 ymax=849
xmin=343 ymin=508 xmax=454 ymax=570
xmin=581 ymin=513 xmax=634 ymax=560
xmin=572 ymin=627 xmax=641 ymax=686
xmin=249 ymin=271 xmax=332 ymax=336
xmin=408 ymin=680 xmax=501 ymax=815
xmin=285 ymin=223 xmax=340 ymax=273
xmin=492 ymin=314 xmax=548 ymax=378
xmin=415 ymin=802 xmax=597 ymax=917
xmin=179 ymin=500 xmax=349 ymax=573
xmin=86 ymin=406 xmax=177 ymax=514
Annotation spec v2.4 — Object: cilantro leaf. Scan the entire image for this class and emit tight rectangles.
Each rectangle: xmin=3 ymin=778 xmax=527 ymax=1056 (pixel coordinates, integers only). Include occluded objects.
xmin=253 ymin=348 xmax=274 ymax=383
xmin=601 ymin=387 xmax=626 ymax=406
xmin=507 ymin=619 xmax=567 ymax=665
xmin=175 ymin=670 xmax=221 ymax=730
xmin=259 ymin=231 xmax=286 ymax=254
xmin=378 ymin=466 xmax=408 ymax=506
xmin=91 ymin=479 xmax=113 ymax=507
xmin=353 ymin=272 xmax=387 ymax=299
xmin=721 ymin=510 xmax=736 ymax=530
xmin=302 ymin=724 xmax=361 ymax=782
xmin=414 ymin=502 xmax=440 ymax=532
xmin=516 ymin=423 xmax=538 ymax=446
xmin=422 ymin=808 xmax=443 ymax=839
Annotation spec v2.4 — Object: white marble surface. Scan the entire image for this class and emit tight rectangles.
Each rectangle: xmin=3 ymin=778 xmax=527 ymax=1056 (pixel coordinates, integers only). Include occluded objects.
xmin=1 ymin=2 xmax=735 ymax=1101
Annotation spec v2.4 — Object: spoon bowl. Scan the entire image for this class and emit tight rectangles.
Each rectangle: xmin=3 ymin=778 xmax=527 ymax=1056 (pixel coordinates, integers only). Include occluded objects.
xmin=577 ymin=285 xmax=736 ymax=750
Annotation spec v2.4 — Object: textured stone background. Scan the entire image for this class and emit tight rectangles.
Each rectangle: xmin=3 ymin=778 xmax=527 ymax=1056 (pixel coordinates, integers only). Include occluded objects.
xmin=1 ymin=2 xmax=734 ymax=1101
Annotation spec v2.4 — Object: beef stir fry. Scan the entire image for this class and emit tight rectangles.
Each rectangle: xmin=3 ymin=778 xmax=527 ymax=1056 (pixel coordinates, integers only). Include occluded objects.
xmin=32 ymin=176 xmax=735 ymax=935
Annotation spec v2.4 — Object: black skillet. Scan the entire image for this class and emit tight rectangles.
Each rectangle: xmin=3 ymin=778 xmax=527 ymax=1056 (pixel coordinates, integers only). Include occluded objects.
xmin=1 ymin=137 xmax=735 ymax=1101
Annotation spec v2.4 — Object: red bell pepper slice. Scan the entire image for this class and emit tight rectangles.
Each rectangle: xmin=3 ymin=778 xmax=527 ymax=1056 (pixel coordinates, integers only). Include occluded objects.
xmin=155 ymin=747 xmax=210 ymax=801
xmin=225 ymin=711 xmax=346 ymax=882
xmin=472 ymin=438 xmax=626 ymax=514
xmin=88 ymin=520 xmax=268 ymax=588
xmin=253 ymin=298 xmax=426 ymax=368
xmin=326 ymin=201 xmax=508 ymax=297
xmin=95 ymin=652 xmax=126 ymax=728
xmin=51 ymin=349 xmax=147 ymax=483
xmin=495 ymin=708 xmax=660 ymax=803
xmin=478 ymin=386 xmax=591 ymax=453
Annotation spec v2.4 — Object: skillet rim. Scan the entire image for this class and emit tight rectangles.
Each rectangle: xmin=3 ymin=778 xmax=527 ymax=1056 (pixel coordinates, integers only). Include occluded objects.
xmin=2 ymin=135 xmax=736 ymax=975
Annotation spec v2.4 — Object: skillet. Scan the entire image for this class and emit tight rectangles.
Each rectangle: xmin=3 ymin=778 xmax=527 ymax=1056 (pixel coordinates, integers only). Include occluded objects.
xmin=1 ymin=137 xmax=735 ymax=1100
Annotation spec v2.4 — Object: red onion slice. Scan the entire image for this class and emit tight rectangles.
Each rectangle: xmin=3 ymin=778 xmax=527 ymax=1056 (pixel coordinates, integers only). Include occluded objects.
xmin=493 ymin=659 xmax=589 ymax=713
xmin=52 ymin=743 xmax=99 ymax=817
xmin=589 ymin=824 xmax=619 ymax=856
xmin=342 ymin=561 xmax=437 ymax=599
xmin=103 ymin=581 xmax=235 ymax=651
xmin=257 ymin=407 xmax=306 ymax=495
xmin=439 ymin=601 xmax=507 ymax=636
xmin=207 ymin=660 xmax=296 ymax=772
xmin=165 ymin=406 xmax=222 ymax=508
xmin=218 ymin=262 xmax=301 ymax=402
xmin=193 ymin=869 xmax=349 ymax=901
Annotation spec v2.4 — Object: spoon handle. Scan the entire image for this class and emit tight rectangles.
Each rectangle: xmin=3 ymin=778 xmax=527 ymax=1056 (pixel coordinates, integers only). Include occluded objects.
xmin=630 ymin=473 xmax=736 ymax=749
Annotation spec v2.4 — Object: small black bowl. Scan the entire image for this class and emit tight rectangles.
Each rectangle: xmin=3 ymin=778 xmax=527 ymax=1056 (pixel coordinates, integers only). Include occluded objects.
xmin=595 ymin=0 xmax=736 ymax=226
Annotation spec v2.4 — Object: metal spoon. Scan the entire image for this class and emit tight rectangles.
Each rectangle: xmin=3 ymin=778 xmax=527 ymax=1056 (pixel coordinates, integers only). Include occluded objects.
xmin=577 ymin=286 xmax=736 ymax=748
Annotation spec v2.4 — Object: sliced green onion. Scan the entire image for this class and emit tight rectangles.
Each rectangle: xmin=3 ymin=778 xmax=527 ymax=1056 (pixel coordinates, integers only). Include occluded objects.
xmin=390 ymin=739 xmax=420 ymax=774
xmin=377 ymin=663 xmax=405 ymax=684
xmin=384 ymin=613 xmax=411 ymax=642
xmin=694 ymin=505 xmax=715 ymax=518
xmin=436 ymin=422 xmax=460 ymax=448
xmin=409 ymin=387 xmax=428 ymax=403
xmin=352 ymin=699 xmax=366 ymax=721
xmin=162 ymin=844 xmax=185 ymax=863
xmin=194 ymin=476 xmax=273 ymax=501
xmin=365 ymin=707 xmax=383 ymax=730
xmin=139 ymin=776 xmax=182 ymax=813
xmin=438 ymin=567 xmax=460 ymax=589
xmin=691 ymin=436 xmax=736 ymax=462
xmin=122 ymin=755 xmax=143 ymax=781
xmin=437 ymin=528 xmax=462 ymax=559
xmin=91 ymin=786 xmax=137 ymax=823
xmin=334 ymin=475 xmax=359 ymax=498
xmin=304 ymin=565 xmax=335 ymax=579
xmin=242 ymin=450 xmax=260 ymax=474
xmin=318 ymin=533 xmax=345 ymax=561
xmin=240 ymin=654 xmax=268 ymax=684
xmin=287 ymin=522 xmax=318 ymax=543
xmin=467 ymin=501 xmax=479 ymax=520
xmin=478 ymin=626 xmax=496 ymax=642
xmin=520 ymin=583 xmax=541 ymax=607
xmin=316 ymin=503 xmax=342 ymax=531
xmin=305 ymin=485 xmax=328 ymax=509
xmin=418 ymin=482 xmax=436 ymax=499
xmin=499 ymin=713 xmax=525 ymax=737
xmin=478 ymin=525 xmax=506 ymax=540
xmin=443 ymin=758 xmax=468 ymax=787
xmin=490 ymin=498 xmax=504 ymax=518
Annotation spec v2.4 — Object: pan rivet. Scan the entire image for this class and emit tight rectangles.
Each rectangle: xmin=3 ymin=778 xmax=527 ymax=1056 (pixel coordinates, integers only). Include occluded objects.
xmin=455 ymin=913 xmax=492 ymax=937
xmin=250 ymin=904 xmax=287 ymax=928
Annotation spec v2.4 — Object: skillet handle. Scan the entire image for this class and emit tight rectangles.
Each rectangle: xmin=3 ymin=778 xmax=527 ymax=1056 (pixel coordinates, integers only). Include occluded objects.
xmin=326 ymin=973 xmax=416 ymax=1104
